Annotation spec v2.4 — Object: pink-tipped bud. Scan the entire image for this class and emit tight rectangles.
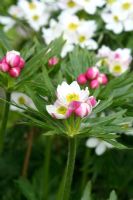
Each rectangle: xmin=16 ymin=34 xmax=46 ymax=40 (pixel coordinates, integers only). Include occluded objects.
xmin=0 ymin=62 xmax=10 ymax=72
xmin=86 ymin=67 xmax=99 ymax=80
xmin=74 ymin=102 xmax=92 ymax=118
xmin=90 ymin=79 xmax=99 ymax=89
xmin=9 ymin=67 xmax=21 ymax=78
xmin=6 ymin=50 xmax=21 ymax=68
xmin=48 ymin=57 xmax=59 ymax=66
xmin=98 ymin=73 xmax=108 ymax=85
xmin=87 ymin=96 xmax=97 ymax=108
xmin=18 ymin=57 xmax=25 ymax=69
xmin=1 ymin=56 xmax=7 ymax=63
xmin=77 ymin=74 xmax=87 ymax=85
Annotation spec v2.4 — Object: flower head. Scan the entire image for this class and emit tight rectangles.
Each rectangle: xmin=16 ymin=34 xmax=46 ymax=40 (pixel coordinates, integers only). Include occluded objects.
xmin=46 ymin=81 xmax=98 ymax=119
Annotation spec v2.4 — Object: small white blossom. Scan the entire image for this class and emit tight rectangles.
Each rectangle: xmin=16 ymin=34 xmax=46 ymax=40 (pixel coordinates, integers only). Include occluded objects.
xmin=86 ymin=137 xmax=113 ymax=156
xmin=11 ymin=92 xmax=35 ymax=112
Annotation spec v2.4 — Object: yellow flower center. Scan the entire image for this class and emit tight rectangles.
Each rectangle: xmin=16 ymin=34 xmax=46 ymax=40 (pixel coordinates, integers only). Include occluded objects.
xmin=107 ymin=0 xmax=116 ymax=4
xmin=78 ymin=35 xmax=86 ymax=43
xmin=57 ymin=106 xmax=67 ymax=115
xmin=18 ymin=96 xmax=26 ymax=105
xmin=29 ymin=2 xmax=37 ymax=9
xmin=100 ymin=59 xmax=108 ymax=66
xmin=113 ymin=15 xmax=119 ymax=22
xmin=68 ymin=23 xmax=78 ymax=31
xmin=113 ymin=65 xmax=122 ymax=73
xmin=122 ymin=123 xmax=130 ymax=129
xmin=32 ymin=15 xmax=39 ymax=21
xmin=122 ymin=2 xmax=131 ymax=10
xmin=66 ymin=93 xmax=79 ymax=103
xmin=67 ymin=1 xmax=76 ymax=8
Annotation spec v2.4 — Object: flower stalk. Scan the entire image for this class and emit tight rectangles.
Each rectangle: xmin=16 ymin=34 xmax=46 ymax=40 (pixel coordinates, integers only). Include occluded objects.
xmin=61 ymin=137 xmax=77 ymax=200
xmin=0 ymin=91 xmax=11 ymax=154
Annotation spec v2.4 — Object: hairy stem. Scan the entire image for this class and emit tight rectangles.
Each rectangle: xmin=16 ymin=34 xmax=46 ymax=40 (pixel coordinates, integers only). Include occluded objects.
xmin=61 ymin=137 xmax=77 ymax=200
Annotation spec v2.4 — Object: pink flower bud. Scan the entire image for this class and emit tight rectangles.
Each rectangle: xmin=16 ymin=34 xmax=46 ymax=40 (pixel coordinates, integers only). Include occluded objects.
xmin=1 ymin=56 xmax=7 ymax=63
xmin=87 ymin=96 xmax=97 ymax=107
xmin=98 ymin=73 xmax=108 ymax=85
xmin=9 ymin=67 xmax=21 ymax=78
xmin=86 ymin=67 xmax=99 ymax=80
xmin=90 ymin=79 xmax=99 ymax=89
xmin=18 ymin=57 xmax=25 ymax=69
xmin=77 ymin=74 xmax=87 ymax=85
xmin=0 ymin=62 xmax=10 ymax=72
xmin=74 ymin=102 xmax=92 ymax=118
xmin=6 ymin=51 xmax=21 ymax=67
xmin=48 ymin=57 xmax=59 ymax=66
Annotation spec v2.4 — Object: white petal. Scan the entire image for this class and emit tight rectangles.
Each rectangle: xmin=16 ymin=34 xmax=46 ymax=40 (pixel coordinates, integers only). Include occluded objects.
xmin=86 ymin=138 xmax=99 ymax=148
xmin=95 ymin=143 xmax=106 ymax=155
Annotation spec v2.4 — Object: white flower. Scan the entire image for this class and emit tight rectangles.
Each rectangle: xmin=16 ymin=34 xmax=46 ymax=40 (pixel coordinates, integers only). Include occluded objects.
xmin=102 ymin=11 xmax=124 ymax=34
xmin=18 ymin=0 xmax=50 ymax=31
xmin=8 ymin=5 xmax=24 ymax=19
xmin=86 ymin=137 xmax=113 ymax=156
xmin=46 ymin=81 xmax=96 ymax=119
xmin=11 ymin=92 xmax=35 ymax=112
xmin=102 ymin=0 xmax=133 ymax=33
xmin=42 ymin=12 xmax=97 ymax=57
xmin=74 ymin=20 xmax=98 ymax=50
xmin=57 ymin=0 xmax=81 ymax=14
xmin=61 ymin=42 xmax=74 ymax=58
xmin=97 ymin=46 xmax=132 ymax=76
xmin=42 ymin=19 xmax=63 ymax=44
xmin=75 ymin=0 xmax=105 ymax=14
xmin=0 ymin=16 xmax=15 ymax=31
xmin=56 ymin=81 xmax=89 ymax=106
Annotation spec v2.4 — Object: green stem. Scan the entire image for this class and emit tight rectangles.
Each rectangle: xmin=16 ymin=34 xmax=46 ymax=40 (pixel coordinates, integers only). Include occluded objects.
xmin=61 ymin=137 xmax=77 ymax=200
xmin=41 ymin=137 xmax=53 ymax=200
xmin=80 ymin=149 xmax=90 ymax=193
xmin=0 ymin=91 xmax=11 ymax=154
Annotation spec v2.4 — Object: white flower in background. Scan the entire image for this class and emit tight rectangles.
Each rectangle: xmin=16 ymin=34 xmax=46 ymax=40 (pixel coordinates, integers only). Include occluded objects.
xmin=102 ymin=11 xmax=124 ymax=34
xmin=97 ymin=46 xmax=132 ymax=76
xmin=8 ymin=5 xmax=24 ymax=19
xmin=0 ymin=16 xmax=15 ymax=31
xmin=102 ymin=0 xmax=133 ymax=33
xmin=61 ymin=43 xmax=74 ymax=58
xmin=57 ymin=0 xmax=81 ymax=14
xmin=86 ymin=137 xmax=113 ymax=156
xmin=74 ymin=0 xmax=105 ymax=14
xmin=42 ymin=19 xmax=63 ymax=44
xmin=18 ymin=0 xmax=50 ymax=31
xmin=111 ymin=0 xmax=133 ymax=18
xmin=42 ymin=12 xmax=97 ymax=57
xmin=11 ymin=92 xmax=35 ymax=112
xmin=74 ymin=20 xmax=98 ymax=50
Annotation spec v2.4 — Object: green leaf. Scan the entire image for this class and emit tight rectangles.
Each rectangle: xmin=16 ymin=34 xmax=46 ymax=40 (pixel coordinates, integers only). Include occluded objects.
xmin=93 ymin=98 xmax=113 ymax=114
xmin=108 ymin=190 xmax=117 ymax=200
xmin=81 ymin=181 xmax=92 ymax=200
xmin=0 ymin=30 xmax=12 ymax=51
xmin=16 ymin=178 xmax=37 ymax=200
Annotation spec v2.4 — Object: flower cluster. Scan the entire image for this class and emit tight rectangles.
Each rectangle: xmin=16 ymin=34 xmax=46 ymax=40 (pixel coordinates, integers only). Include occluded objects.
xmin=102 ymin=0 xmax=133 ymax=34
xmin=0 ymin=0 xmax=51 ymax=31
xmin=57 ymin=0 xmax=105 ymax=15
xmin=97 ymin=46 xmax=132 ymax=76
xmin=42 ymin=12 xmax=97 ymax=57
xmin=0 ymin=50 xmax=25 ymax=78
xmin=46 ymin=81 xmax=98 ymax=119
xmin=77 ymin=67 xmax=108 ymax=89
